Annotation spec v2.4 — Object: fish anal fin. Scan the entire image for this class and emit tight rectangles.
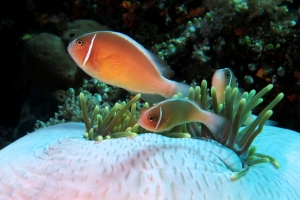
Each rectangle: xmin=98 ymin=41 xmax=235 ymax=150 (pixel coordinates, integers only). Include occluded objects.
xmin=98 ymin=54 xmax=123 ymax=80
xmin=141 ymin=93 xmax=166 ymax=104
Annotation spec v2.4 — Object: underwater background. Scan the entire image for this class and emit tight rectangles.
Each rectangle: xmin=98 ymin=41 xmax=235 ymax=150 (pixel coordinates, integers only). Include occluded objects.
xmin=0 ymin=0 xmax=300 ymax=149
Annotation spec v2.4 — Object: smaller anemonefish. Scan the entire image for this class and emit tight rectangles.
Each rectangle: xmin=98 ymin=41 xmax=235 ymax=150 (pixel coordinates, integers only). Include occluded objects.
xmin=67 ymin=31 xmax=190 ymax=102
xmin=138 ymin=98 xmax=230 ymax=140
xmin=211 ymin=68 xmax=237 ymax=105
xmin=211 ymin=68 xmax=278 ymax=126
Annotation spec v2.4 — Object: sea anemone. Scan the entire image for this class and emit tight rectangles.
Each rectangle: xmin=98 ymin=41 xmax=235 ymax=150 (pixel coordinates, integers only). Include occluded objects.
xmin=64 ymin=81 xmax=285 ymax=181
xmin=79 ymin=92 xmax=141 ymax=140
xmin=140 ymin=80 xmax=283 ymax=180
xmin=0 ymin=83 xmax=299 ymax=199
xmin=185 ymin=80 xmax=283 ymax=180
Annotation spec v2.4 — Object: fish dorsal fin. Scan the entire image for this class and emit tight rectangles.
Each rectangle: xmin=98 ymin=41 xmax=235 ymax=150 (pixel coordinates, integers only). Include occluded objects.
xmin=106 ymin=31 xmax=175 ymax=78
xmin=97 ymin=54 xmax=123 ymax=80
xmin=154 ymin=107 xmax=163 ymax=131
xmin=146 ymin=50 xmax=175 ymax=78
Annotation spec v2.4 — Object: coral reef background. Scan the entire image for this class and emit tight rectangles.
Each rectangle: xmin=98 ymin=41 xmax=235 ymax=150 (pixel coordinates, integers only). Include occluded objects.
xmin=0 ymin=0 xmax=300 ymax=149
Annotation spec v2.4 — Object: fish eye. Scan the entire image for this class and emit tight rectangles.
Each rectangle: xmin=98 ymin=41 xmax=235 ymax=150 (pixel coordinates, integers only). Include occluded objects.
xmin=76 ymin=39 xmax=83 ymax=46
xmin=148 ymin=115 xmax=156 ymax=122
xmin=225 ymin=71 xmax=230 ymax=78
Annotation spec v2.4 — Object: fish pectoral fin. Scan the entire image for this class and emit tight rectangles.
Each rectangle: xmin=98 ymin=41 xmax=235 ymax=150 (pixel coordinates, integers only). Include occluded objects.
xmin=98 ymin=54 xmax=124 ymax=80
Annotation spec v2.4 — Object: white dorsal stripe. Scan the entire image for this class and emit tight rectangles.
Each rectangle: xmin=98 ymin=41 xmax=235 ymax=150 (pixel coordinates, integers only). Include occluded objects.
xmin=83 ymin=34 xmax=97 ymax=67
xmin=154 ymin=107 xmax=163 ymax=131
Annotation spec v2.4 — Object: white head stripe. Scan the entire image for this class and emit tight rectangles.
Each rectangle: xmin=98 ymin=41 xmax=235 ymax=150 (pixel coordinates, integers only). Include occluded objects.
xmin=83 ymin=34 xmax=97 ymax=67
xmin=228 ymin=73 xmax=232 ymax=86
xmin=224 ymin=68 xmax=232 ymax=86
xmin=154 ymin=107 xmax=163 ymax=131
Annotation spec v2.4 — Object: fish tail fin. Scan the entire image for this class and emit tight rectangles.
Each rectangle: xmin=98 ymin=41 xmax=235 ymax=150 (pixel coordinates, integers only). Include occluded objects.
xmin=264 ymin=119 xmax=278 ymax=126
xmin=243 ymin=114 xmax=278 ymax=126
xmin=172 ymin=81 xmax=191 ymax=98
xmin=203 ymin=113 xmax=231 ymax=140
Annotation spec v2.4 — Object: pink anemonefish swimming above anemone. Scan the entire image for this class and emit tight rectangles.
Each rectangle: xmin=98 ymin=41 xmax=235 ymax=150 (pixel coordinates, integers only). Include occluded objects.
xmin=67 ymin=31 xmax=190 ymax=102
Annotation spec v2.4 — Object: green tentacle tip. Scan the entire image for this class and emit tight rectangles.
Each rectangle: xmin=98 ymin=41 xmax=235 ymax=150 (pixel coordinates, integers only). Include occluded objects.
xmin=88 ymin=128 xmax=94 ymax=141
xmin=248 ymin=146 xmax=257 ymax=156
xmin=96 ymin=135 xmax=103 ymax=141
xmin=231 ymin=167 xmax=249 ymax=181
xmin=272 ymin=160 xmax=280 ymax=169
xmin=104 ymin=135 xmax=111 ymax=140
xmin=247 ymin=157 xmax=270 ymax=166
xmin=254 ymin=153 xmax=280 ymax=168
xmin=231 ymin=144 xmax=281 ymax=181
xmin=165 ymin=132 xmax=191 ymax=138
xmin=245 ymin=146 xmax=280 ymax=169
xmin=79 ymin=92 xmax=141 ymax=141
xmin=110 ymin=132 xmax=137 ymax=138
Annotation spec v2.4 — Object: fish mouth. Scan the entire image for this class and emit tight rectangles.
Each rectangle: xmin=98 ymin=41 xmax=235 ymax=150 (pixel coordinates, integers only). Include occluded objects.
xmin=67 ymin=42 xmax=73 ymax=54
xmin=137 ymin=118 xmax=143 ymax=128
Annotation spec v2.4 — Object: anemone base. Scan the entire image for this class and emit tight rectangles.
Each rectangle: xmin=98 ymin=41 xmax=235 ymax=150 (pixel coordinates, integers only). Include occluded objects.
xmin=0 ymin=123 xmax=299 ymax=200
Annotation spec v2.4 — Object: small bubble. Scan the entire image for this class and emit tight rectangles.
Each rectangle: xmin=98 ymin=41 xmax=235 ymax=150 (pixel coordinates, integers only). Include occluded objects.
xmin=244 ymin=75 xmax=254 ymax=84
xmin=277 ymin=66 xmax=285 ymax=76
xmin=289 ymin=20 xmax=296 ymax=27
xmin=248 ymin=63 xmax=256 ymax=71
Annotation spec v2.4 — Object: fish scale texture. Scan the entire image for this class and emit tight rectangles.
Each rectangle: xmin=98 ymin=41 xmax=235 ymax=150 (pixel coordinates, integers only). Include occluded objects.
xmin=0 ymin=123 xmax=299 ymax=200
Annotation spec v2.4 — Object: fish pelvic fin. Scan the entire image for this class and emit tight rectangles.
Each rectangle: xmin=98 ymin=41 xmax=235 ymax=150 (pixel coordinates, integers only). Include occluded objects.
xmin=140 ymin=93 xmax=166 ymax=104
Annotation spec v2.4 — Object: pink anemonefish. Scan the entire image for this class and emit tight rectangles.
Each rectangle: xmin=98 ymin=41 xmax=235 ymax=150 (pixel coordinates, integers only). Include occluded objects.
xmin=68 ymin=31 xmax=190 ymax=102
xmin=138 ymin=98 xmax=230 ymax=140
